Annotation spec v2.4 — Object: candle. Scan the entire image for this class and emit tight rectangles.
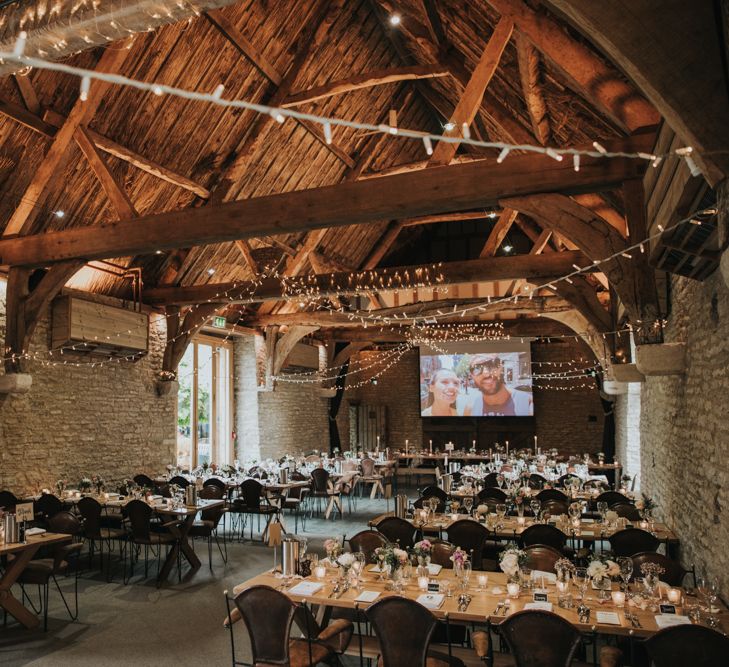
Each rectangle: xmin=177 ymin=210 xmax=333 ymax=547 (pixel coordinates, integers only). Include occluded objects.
xmin=429 ymin=439 xmax=433 ymax=454
xmin=418 ymin=576 xmax=429 ymax=591
xmin=534 ymin=435 xmax=537 ymax=454
xmin=611 ymin=591 xmax=626 ymax=608
xmin=405 ymin=439 xmax=409 ymax=454
xmin=556 ymin=580 xmax=569 ymax=593
xmin=472 ymin=439 xmax=476 ymax=450
xmin=517 ymin=516 xmax=526 ymax=526
xmin=639 ymin=520 xmax=649 ymax=529
xmin=507 ymin=582 xmax=520 ymax=598
xmin=450 ymin=513 xmax=459 ymax=521
xmin=314 ymin=565 xmax=326 ymax=580
xmin=667 ymin=588 xmax=682 ymax=603
xmin=506 ymin=440 xmax=509 ymax=455
xmin=477 ymin=574 xmax=488 ymax=591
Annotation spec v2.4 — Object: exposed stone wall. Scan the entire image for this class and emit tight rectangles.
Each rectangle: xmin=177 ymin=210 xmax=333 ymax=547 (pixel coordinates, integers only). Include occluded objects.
xmin=234 ymin=335 xmax=331 ymax=461
xmin=614 ymin=382 xmax=641 ymax=488
xmin=639 ymin=266 xmax=729 ymax=596
xmin=0 ymin=282 xmax=176 ymax=494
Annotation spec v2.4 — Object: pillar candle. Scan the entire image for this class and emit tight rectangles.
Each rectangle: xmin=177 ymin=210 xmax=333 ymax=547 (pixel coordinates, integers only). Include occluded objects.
xmin=611 ymin=591 xmax=626 ymax=607
xmin=429 ymin=439 xmax=433 ymax=454
xmin=506 ymin=440 xmax=509 ymax=455
xmin=507 ymin=582 xmax=520 ymax=597
xmin=667 ymin=588 xmax=681 ymax=603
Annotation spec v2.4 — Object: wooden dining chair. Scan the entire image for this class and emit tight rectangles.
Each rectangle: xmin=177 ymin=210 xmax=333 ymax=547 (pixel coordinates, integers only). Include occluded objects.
xmin=446 ymin=520 xmax=490 ymax=570
xmin=477 ymin=487 xmax=508 ymax=504
xmin=123 ymin=499 xmax=177 ymax=583
xmin=594 ymin=491 xmax=632 ymax=508
xmin=523 ymin=545 xmax=563 ymax=573
xmin=367 ymin=596 xmax=465 ymax=667
xmin=34 ymin=493 xmax=64 ymax=526
xmin=535 ymin=489 xmax=569 ymax=503
xmin=429 ymin=539 xmax=456 ymax=569
xmin=189 ymin=484 xmax=227 ymax=569
xmin=610 ymin=502 xmax=641 ymax=521
xmin=630 ymin=551 xmax=694 ymax=587
xmin=609 ymin=528 xmax=659 ymax=557
xmin=225 ymin=585 xmax=353 ymax=667
xmin=133 ymin=474 xmax=156 ymax=488
xmin=376 ymin=516 xmax=417 ymax=549
xmin=77 ymin=496 xmax=127 ymax=579
xmin=348 ymin=529 xmax=388 ymax=562
xmin=645 ymin=624 xmax=729 ymax=667
xmin=231 ymin=479 xmax=279 ymax=540
xmin=519 ymin=524 xmax=569 ymax=552
xmin=0 ymin=489 xmax=19 ymax=511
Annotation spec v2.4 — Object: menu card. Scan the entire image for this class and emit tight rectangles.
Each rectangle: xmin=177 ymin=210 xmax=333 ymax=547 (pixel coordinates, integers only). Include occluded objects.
xmin=524 ymin=601 xmax=553 ymax=612
xmin=596 ymin=611 xmax=621 ymax=625
xmin=654 ymin=614 xmax=691 ymax=629
xmin=288 ymin=581 xmax=324 ymax=596
xmin=416 ymin=593 xmax=444 ymax=610
xmin=355 ymin=590 xmax=380 ymax=603
xmin=427 ymin=563 xmax=443 ymax=576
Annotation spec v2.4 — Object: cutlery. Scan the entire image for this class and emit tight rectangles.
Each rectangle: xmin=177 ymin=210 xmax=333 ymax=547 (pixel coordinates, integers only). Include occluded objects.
xmin=632 ymin=614 xmax=642 ymax=628
xmin=334 ymin=583 xmax=349 ymax=600
xmin=461 ymin=595 xmax=472 ymax=612
xmin=328 ymin=582 xmax=341 ymax=599
xmin=502 ymin=601 xmax=510 ymax=616
xmin=492 ymin=601 xmax=503 ymax=615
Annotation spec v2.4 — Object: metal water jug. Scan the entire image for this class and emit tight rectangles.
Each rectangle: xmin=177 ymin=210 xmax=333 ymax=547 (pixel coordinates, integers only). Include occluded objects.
xmin=280 ymin=466 xmax=289 ymax=485
xmin=441 ymin=474 xmax=453 ymax=493
xmin=394 ymin=494 xmax=408 ymax=518
xmin=185 ymin=486 xmax=197 ymax=506
xmin=3 ymin=513 xmax=18 ymax=544
xmin=282 ymin=537 xmax=300 ymax=578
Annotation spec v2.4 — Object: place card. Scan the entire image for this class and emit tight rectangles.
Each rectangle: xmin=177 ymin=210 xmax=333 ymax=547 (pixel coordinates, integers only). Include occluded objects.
xmin=595 ymin=611 xmax=621 ymax=625
xmin=659 ymin=604 xmax=677 ymax=615
xmin=355 ymin=590 xmax=380 ymax=603
xmin=15 ymin=502 xmax=34 ymax=522
xmin=524 ymin=601 xmax=553 ymax=611
xmin=533 ymin=592 xmax=549 ymax=602
xmin=417 ymin=593 xmax=444 ymax=610
xmin=427 ymin=582 xmax=440 ymax=593
xmin=655 ymin=614 xmax=691 ymax=629
xmin=427 ymin=563 xmax=443 ymax=576
xmin=288 ymin=581 xmax=324 ymax=596
xmin=582 ymin=518 xmax=595 ymax=523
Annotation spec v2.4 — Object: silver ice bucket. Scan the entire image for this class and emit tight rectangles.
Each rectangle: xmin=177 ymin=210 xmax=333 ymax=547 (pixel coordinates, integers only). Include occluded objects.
xmin=394 ymin=494 xmax=408 ymax=518
xmin=3 ymin=513 xmax=18 ymax=544
xmin=282 ymin=537 xmax=300 ymax=578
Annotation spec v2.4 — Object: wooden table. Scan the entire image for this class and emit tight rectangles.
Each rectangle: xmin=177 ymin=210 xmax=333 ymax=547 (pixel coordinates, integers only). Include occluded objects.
xmin=369 ymin=513 xmax=679 ymax=552
xmin=234 ymin=568 xmax=727 ymax=648
xmin=0 ymin=532 xmax=71 ymax=629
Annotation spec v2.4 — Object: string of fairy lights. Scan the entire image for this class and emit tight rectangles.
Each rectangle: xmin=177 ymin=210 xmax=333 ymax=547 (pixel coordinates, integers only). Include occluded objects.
xmin=0 ymin=33 xmax=717 ymax=389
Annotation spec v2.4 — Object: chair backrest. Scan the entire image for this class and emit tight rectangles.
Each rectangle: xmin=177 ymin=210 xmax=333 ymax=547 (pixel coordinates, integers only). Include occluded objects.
xmin=419 ymin=486 xmax=448 ymax=502
xmin=239 ymin=479 xmax=264 ymax=508
xmin=611 ymin=502 xmax=641 ymax=521
xmin=535 ymin=489 xmax=569 ymax=503
xmin=557 ymin=473 xmax=580 ymax=488
xmin=528 ymin=474 xmax=547 ymax=490
xmin=361 ymin=458 xmax=376 ymax=477
xmin=413 ymin=496 xmax=445 ymax=513
xmin=631 ymin=552 xmax=687 ymax=586
xmin=582 ymin=479 xmax=608 ymax=491
xmin=367 ymin=597 xmax=438 ymax=667
xmin=446 ymin=520 xmax=489 ymax=568
xmin=500 ymin=610 xmax=582 ymax=667
xmin=0 ymin=490 xmax=19 ymax=511
xmin=35 ymin=493 xmax=64 ymax=522
xmin=539 ymin=499 xmax=569 ymax=516
xmin=310 ymin=468 xmax=331 ymax=494
xmin=377 ymin=517 xmax=417 ymax=549
xmin=124 ymin=499 xmax=153 ymax=542
xmin=77 ymin=496 xmax=103 ymax=539
xmin=645 ymin=624 xmax=729 ymax=667
xmin=348 ymin=530 xmax=388 ymax=562
xmin=234 ymin=585 xmax=298 ymax=665
xmin=430 ymin=539 xmax=456 ymax=569
xmin=168 ymin=475 xmax=191 ymax=488
xmin=199 ymin=484 xmax=225 ymax=500
xmin=523 ymin=545 xmax=563 ymax=573
xmin=520 ymin=524 xmax=568 ymax=550
xmin=477 ymin=487 xmax=508 ymax=503
xmin=595 ymin=491 xmax=632 ymax=507
xmin=609 ymin=528 xmax=660 ymax=557
xmin=203 ymin=477 xmax=226 ymax=491
xmin=133 ymin=474 xmax=156 ymax=488
xmin=482 ymin=472 xmax=499 ymax=488
xmin=290 ymin=470 xmax=308 ymax=481
xmin=47 ymin=510 xmax=82 ymax=537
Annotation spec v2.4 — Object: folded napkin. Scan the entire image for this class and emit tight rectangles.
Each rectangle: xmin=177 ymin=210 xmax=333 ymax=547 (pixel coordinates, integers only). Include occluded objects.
xmin=654 ymin=614 xmax=691 ymax=629
xmin=427 ymin=563 xmax=443 ymax=576
xmin=26 ymin=527 xmax=46 ymax=537
xmin=416 ymin=593 xmax=444 ymax=610
xmin=355 ymin=590 xmax=380 ymax=603
xmin=288 ymin=581 xmax=324 ymax=596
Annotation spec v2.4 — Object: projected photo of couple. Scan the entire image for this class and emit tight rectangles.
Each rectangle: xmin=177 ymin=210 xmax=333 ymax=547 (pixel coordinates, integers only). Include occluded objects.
xmin=420 ymin=346 xmax=533 ymax=417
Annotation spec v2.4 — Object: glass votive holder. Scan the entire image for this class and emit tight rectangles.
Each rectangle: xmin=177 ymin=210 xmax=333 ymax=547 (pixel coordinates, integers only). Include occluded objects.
xmin=611 ymin=591 xmax=626 ymax=608
xmin=639 ymin=520 xmax=649 ymax=529
xmin=314 ymin=565 xmax=327 ymax=580
xmin=418 ymin=576 xmax=429 ymax=591
xmin=450 ymin=513 xmax=459 ymax=521
xmin=556 ymin=580 xmax=569 ymax=593
xmin=667 ymin=588 xmax=682 ymax=604
xmin=507 ymin=581 xmax=520 ymax=598
xmin=477 ymin=574 xmax=488 ymax=591
xmin=517 ymin=516 xmax=526 ymax=526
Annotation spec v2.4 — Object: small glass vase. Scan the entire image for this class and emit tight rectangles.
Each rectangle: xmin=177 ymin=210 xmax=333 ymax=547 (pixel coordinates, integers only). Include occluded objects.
xmin=517 ymin=503 xmax=525 ymax=518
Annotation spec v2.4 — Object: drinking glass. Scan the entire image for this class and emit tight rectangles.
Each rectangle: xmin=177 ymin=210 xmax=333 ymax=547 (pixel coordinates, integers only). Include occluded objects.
xmin=496 ymin=504 xmax=507 ymax=527
xmin=574 ymin=567 xmax=588 ymax=601
xmin=459 ymin=562 xmax=472 ymax=591
xmin=464 ymin=497 xmax=474 ymax=516
xmin=617 ymin=557 xmax=633 ymax=591
xmin=597 ymin=501 xmax=608 ymax=522
xmin=530 ymin=499 xmax=541 ymax=521
xmin=697 ymin=577 xmax=711 ymax=611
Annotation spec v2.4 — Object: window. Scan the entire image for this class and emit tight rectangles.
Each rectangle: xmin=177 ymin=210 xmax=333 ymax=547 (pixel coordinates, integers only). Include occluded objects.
xmin=177 ymin=336 xmax=233 ymax=469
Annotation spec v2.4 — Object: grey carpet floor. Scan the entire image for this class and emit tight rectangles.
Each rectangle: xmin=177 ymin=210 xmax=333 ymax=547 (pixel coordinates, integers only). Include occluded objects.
xmin=0 ymin=496 xmax=399 ymax=667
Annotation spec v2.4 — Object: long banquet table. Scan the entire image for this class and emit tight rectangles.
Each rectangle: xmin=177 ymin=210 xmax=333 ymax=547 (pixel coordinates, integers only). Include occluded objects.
xmin=0 ymin=532 xmax=72 ymax=628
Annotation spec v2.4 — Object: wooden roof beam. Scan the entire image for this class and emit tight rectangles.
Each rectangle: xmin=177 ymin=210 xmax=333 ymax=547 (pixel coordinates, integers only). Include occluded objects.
xmin=144 ymin=250 xmax=592 ymax=306
xmin=479 ymin=208 xmax=518 ymax=257
xmin=282 ymin=65 xmax=450 ymax=107
xmin=515 ymin=34 xmax=551 ymax=146
xmin=0 ymin=134 xmax=653 ymax=268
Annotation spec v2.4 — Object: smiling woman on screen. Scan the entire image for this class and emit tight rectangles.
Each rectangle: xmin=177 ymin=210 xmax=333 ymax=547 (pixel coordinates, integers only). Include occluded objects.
xmin=422 ymin=368 xmax=461 ymax=416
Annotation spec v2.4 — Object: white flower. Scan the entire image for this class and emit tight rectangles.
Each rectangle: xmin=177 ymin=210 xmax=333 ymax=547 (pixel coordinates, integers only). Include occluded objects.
xmin=476 ymin=504 xmax=489 ymax=516
xmin=393 ymin=548 xmax=409 ymax=563
xmin=500 ymin=552 xmax=519 ymax=576
xmin=336 ymin=553 xmax=356 ymax=568
xmin=605 ymin=510 xmax=619 ymax=522
xmin=605 ymin=560 xmax=620 ymax=577
xmin=587 ymin=561 xmax=608 ymax=579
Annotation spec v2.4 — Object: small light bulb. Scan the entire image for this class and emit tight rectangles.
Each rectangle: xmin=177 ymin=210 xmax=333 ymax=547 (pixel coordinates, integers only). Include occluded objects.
xmin=389 ymin=13 xmax=401 ymax=26
xmin=443 ymin=121 xmax=456 ymax=132
xmin=207 ymin=268 xmax=216 ymax=275
xmin=54 ymin=210 xmax=65 ymax=218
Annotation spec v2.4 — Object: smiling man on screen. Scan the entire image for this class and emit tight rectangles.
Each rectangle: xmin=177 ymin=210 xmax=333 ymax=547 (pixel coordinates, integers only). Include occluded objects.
xmin=463 ymin=354 xmax=532 ymax=417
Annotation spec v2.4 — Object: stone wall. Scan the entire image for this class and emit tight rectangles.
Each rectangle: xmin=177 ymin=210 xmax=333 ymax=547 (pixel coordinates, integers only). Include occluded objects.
xmin=639 ymin=266 xmax=729 ymax=596
xmin=0 ymin=282 xmax=176 ymax=494
xmin=234 ymin=335 xmax=331 ymax=461
xmin=614 ymin=382 xmax=641 ymax=488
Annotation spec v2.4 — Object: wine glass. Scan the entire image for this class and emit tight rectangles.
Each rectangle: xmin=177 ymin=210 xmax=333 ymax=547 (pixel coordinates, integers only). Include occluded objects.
xmin=530 ymin=499 xmax=541 ymax=521
xmin=496 ymin=504 xmax=507 ymax=527
xmin=429 ymin=496 xmax=439 ymax=514
xmin=463 ymin=496 xmax=474 ymax=516
xmin=573 ymin=567 xmax=589 ymax=601
xmin=697 ymin=577 xmax=711 ymax=612
xmin=597 ymin=501 xmax=609 ymax=523
xmin=617 ymin=557 xmax=633 ymax=592
xmin=459 ymin=561 xmax=472 ymax=591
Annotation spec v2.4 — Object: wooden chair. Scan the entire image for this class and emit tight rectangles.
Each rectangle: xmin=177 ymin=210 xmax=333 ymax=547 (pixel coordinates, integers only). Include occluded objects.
xmin=447 ymin=520 xmax=490 ymax=570
xmin=34 ymin=493 xmax=64 ymax=526
xmin=645 ymin=624 xmax=729 ymax=667
xmin=189 ymin=484 xmax=227 ymax=569
xmin=523 ymin=545 xmax=563 ymax=573
xmin=609 ymin=528 xmax=659 ymax=557
xmin=348 ymin=529 xmax=388 ymax=562
xmin=519 ymin=524 xmax=569 ymax=552
xmin=231 ymin=479 xmax=280 ymax=540
xmin=309 ymin=468 xmax=342 ymax=520
xmin=377 ymin=516 xmax=417 ymax=549
xmin=631 ymin=551 xmax=694 ymax=587
xmin=430 ymin=539 xmax=456 ymax=569
xmin=535 ymin=489 xmax=569 ymax=503
xmin=359 ymin=457 xmax=385 ymax=498
xmin=594 ymin=491 xmax=633 ymax=508
xmin=611 ymin=502 xmax=641 ymax=521
xmin=77 ymin=496 xmax=127 ymax=580
xmin=123 ymin=499 xmax=177 ymax=583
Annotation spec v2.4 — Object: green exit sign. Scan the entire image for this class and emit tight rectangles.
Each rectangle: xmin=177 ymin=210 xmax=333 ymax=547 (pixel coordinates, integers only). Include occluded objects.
xmin=212 ymin=315 xmax=227 ymax=329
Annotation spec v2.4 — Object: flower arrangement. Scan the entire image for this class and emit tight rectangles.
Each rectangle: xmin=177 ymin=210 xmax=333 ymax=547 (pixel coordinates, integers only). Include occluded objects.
xmin=639 ymin=562 xmax=665 ymax=578
xmin=78 ymin=477 xmax=92 ymax=492
xmin=509 ymin=487 xmax=528 ymax=505
xmin=554 ymin=558 xmax=575 ymax=577
xmin=450 ymin=547 xmax=469 ymax=570
xmin=499 ymin=544 xmax=526 ymax=578
xmin=334 ymin=551 xmax=356 ymax=572
xmin=411 ymin=539 xmax=432 ymax=561
xmin=476 ymin=504 xmax=490 ymax=517
xmin=323 ymin=538 xmax=343 ymax=560
xmin=375 ymin=543 xmax=409 ymax=572
xmin=55 ymin=479 xmax=66 ymax=495
xmin=635 ymin=494 xmax=655 ymax=512
xmin=587 ymin=555 xmax=620 ymax=579
xmin=91 ymin=475 xmax=105 ymax=494
xmin=604 ymin=510 xmax=619 ymax=523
